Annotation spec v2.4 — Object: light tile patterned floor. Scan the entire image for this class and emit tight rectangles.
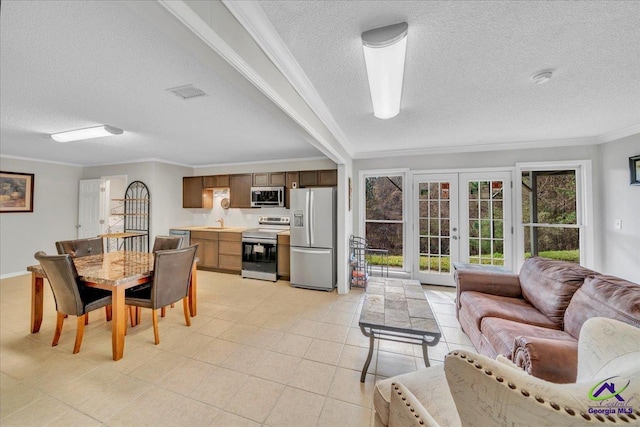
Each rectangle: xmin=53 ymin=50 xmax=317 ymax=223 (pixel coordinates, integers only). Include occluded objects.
xmin=0 ymin=271 xmax=473 ymax=426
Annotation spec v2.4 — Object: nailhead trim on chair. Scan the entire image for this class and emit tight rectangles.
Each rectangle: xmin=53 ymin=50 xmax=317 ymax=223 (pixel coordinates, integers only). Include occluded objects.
xmin=391 ymin=381 xmax=424 ymax=425
xmin=445 ymin=351 xmax=609 ymax=423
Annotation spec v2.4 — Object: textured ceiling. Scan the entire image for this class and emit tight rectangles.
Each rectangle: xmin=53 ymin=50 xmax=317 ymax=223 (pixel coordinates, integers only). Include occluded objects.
xmin=0 ymin=0 xmax=324 ymax=166
xmin=257 ymin=0 xmax=640 ymax=157
xmin=1 ymin=1 xmax=639 ymax=167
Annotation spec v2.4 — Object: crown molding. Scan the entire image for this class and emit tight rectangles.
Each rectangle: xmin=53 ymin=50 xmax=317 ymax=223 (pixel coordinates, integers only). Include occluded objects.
xmin=193 ymin=155 xmax=330 ymax=169
xmin=0 ymin=154 xmax=83 ymax=167
xmin=596 ymin=123 xmax=640 ymax=144
xmin=221 ymin=0 xmax=354 ymax=158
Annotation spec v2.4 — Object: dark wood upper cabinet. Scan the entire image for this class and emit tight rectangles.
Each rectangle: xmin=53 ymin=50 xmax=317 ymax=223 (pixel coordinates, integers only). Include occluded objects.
xmin=318 ymin=169 xmax=338 ymax=186
xmin=203 ymin=175 xmax=230 ymax=188
xmin=299 ymin=170 xmax=319 ymax=187
xmin=253 ymin=172 xmax=286 ymax=187
xmin=285 ymin=171 xmax=299 ymax=209
xmin=229 ymin=174 xmax=252 ymax=208
xmin=299 ymin=169 xmax=337 ymax=187
xmin=183 ymin=177 xmax=212 ymax=209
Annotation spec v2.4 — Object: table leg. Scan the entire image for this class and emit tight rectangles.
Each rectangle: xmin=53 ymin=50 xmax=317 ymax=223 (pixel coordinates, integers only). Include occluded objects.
xmin=421 ymin=340 xmax=431 ymax=367
xmin=188 ymin=262 xmax=197 ymax=317
xmin=112 ymin=286 xmax=126 ymax=361
xmin=361 ymin=329 xmax=375 ymax=383
xmin=31 ymin=273 xmax=44 ymax=333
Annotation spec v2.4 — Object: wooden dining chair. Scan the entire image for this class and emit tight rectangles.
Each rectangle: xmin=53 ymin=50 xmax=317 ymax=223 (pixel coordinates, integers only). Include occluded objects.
xmin=124 ymin=245 xmax=197 ymax=344
xmin=34 ymin=251 xmax=112 ymax=354
xmin=55 ymin=237 xmax=110 ymax=323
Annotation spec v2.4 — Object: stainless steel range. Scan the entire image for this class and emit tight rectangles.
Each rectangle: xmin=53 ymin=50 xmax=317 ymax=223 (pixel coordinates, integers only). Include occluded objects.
xmin=241 ymin=216 xmax=290 ymax=282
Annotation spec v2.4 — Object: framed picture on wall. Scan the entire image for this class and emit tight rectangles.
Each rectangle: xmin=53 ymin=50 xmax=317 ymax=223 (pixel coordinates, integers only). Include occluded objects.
xmin=0 ymin=171 xmax=35 ymax=212
xmin=630 ymin=155 xmax=640 ymax=186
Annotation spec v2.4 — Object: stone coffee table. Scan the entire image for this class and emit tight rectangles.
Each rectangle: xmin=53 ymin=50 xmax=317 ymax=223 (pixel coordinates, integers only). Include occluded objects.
xmin=358 ymin=277 xmax=441 ymax=382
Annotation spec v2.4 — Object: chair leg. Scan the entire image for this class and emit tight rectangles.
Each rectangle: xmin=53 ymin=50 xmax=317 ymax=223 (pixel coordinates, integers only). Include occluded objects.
xmin=136 ymin=307 xmax=141 ymax=325
xmin=105 ymin=305 xmax=112 ymax=321
xmin=152 ymin=309 xmax=160 ymax=345
xmin=161 ymin=307 xmax=166 ymax=317
xmin=73 ymin=315 xmax=86 ymax=354
xmin=182 ymin=297 xmax=191 ymax=327
xmin=52 ymin=312 xmax=65 ymax=346
xmin=84 ymin=312 xmax=89 ymax=325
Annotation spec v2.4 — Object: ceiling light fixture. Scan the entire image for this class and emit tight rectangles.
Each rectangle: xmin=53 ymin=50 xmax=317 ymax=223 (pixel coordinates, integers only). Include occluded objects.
xmin=362 ymin=22 xmax=408 ymax=120
xmin=531 ymin=70 xmax=554 ymax=85
xmin=50 ymin=125 xmax=124 ymax=143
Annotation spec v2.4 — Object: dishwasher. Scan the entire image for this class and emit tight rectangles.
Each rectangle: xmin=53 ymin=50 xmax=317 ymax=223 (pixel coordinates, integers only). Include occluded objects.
xmin=169 ymin=229 xmax=191 ymax=248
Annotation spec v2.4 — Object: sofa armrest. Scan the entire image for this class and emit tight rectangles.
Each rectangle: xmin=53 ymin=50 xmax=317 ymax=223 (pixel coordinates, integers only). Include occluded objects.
xmin=454 ymin=269 xmax=522 ymax=316
xmin=389 ymin=382 xmax=441 ymax=427
xmin=512 ymin=336 xmax=578 ymax=383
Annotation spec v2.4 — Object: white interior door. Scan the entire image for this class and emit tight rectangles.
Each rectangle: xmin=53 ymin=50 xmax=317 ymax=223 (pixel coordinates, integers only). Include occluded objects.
xmin=413 ymin=171 xmax=513 ymax=286
xmin=77 ymin=179 xmax=102 ymax=239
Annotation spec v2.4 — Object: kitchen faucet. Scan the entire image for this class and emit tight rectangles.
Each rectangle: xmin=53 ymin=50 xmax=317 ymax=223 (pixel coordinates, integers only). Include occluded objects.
xmin=216 ymin=218 xmax=224 ymax=228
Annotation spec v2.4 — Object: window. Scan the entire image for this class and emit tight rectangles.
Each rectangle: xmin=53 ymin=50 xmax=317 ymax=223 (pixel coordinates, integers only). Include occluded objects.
xmin=363 ymin=174 xmax=405 ymax=270
xmin=517 ymin=161 xmax=593 ymax=268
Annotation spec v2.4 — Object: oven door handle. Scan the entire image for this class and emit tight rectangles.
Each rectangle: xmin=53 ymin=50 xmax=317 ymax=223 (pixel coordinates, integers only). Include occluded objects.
xmin=242 ymin=238 xmax=277 ymax=245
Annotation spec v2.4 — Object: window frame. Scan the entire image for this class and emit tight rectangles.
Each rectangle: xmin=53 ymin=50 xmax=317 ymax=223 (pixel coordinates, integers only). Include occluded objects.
xmin=359 ymin=169 xmax=409 ymax=273
xmin=515 ymin=160 xmax=594 ymax=270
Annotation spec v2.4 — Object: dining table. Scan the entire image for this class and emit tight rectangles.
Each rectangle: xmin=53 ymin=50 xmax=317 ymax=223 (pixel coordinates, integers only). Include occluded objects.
xmin=27 ymin=250 xmax=198 ymax=361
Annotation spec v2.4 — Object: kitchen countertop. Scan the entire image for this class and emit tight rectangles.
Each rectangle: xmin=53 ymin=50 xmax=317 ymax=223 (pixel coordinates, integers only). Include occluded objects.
xmin=170 ymin=226 xmax=248 ymax=233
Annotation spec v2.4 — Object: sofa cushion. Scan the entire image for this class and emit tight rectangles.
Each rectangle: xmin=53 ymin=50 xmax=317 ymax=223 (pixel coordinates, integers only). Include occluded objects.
xmin=460 ymin=291 xmax=558 ymax=330
xmin=480 ymin=317 xmax=575 ymax=359
xmin=374 ymin=365 xmax=460 ymax=427
xmin=518 ymin=257 xmax=596 ymax=328
xmin=564 ymin=275 xmax=640 ymax=339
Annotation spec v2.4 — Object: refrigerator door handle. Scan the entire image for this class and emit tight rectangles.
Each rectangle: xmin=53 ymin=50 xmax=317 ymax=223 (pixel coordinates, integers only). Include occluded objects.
xmin=305 ymin=190 xmax=310 ymax=246
xmin=291 ymin=247 xmax=331 ymax=255
xmin=309 ymin=190 xmax=315 ymax=246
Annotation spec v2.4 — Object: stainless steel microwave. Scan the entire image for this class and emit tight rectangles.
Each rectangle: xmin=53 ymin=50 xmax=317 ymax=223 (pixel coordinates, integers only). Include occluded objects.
xmin=250 ymin=186 xmax=285 ymax=207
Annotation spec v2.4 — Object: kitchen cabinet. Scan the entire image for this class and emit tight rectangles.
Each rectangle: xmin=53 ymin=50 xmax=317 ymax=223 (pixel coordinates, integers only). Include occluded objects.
xmin=203 ymin=175 xmax=230 ymax=188
xmin=277 ymin=233 xmax=290 ymax=279
xmin=252 ymin=172 xmax=286 ymax=187
xmin=318 ymin=169 xmax=338 ymax=186
xmin=183 ymin=177 xmax=212 ymax=209
xmin=299 ymin=170 xmax=318 ymax=187
xmin=229 ymin=174 xmax=252 ymax=208
xmin=218 ymin=232 xmax=242 ymax=272
xmin=285 ymin=172 xmax=299 ymax=209
xmin=190 ymin=231 xmax=218 ymax=268
xmin=298 ymin=169 xmax=337 ymax=187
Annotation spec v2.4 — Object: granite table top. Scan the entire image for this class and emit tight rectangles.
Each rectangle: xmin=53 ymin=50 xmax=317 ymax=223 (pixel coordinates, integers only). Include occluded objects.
xmin=359 ymin=277 xmax=440 ymax=337
xmin=28 ymin=251 xmax=154 ymax=286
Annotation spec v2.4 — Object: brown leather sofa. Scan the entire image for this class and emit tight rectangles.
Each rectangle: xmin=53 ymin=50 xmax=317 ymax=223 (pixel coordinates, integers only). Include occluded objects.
xmin=455 ymin=257 xmax=640 ymax=383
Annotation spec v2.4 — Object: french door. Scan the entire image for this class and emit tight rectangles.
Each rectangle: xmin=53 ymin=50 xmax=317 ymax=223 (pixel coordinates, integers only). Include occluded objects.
xmin=413 ymin=171 xmax=512 ymax=286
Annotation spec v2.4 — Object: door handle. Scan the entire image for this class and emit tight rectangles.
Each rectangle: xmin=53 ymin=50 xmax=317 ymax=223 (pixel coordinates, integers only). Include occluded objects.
xmin=452 ymin=236 xmax=458 ymax=240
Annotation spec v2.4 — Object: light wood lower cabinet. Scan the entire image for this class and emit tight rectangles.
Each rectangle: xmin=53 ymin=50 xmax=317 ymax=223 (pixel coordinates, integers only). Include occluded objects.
xmin=277 ymin=234 xmax=290 ymax=279
xmin=218 ymin=232 xmax=242 ymax=272
xmin=191 ymin=231 xmax=218 ymax=268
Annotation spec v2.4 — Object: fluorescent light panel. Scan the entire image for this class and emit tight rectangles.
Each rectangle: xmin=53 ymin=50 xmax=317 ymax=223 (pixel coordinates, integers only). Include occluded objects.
xmin=50 ymin=125 xmax=123 ymax=143
xmin=362 ymin=22 xmax=408 ymax=120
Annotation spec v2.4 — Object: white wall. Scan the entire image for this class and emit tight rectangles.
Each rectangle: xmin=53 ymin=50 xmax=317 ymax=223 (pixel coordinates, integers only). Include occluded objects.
xmin=0 ymin=157 xmax=83 ymax=276
xmin=599 ymin=134 xmax=640 ymax=282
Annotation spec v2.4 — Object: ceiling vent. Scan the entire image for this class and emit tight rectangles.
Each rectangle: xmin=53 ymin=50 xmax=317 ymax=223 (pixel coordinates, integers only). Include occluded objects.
xmin=166 ymin=84 xmax=207 ymax=100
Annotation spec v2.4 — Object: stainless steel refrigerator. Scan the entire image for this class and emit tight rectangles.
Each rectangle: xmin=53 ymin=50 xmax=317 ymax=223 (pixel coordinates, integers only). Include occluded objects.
xmin=289 ymin=187 xmax=336 ymax=290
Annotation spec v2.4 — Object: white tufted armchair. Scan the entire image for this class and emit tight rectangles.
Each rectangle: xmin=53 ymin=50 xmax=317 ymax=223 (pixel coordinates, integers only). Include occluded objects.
xmin=374 ymin=317 xmax=640 ymax=426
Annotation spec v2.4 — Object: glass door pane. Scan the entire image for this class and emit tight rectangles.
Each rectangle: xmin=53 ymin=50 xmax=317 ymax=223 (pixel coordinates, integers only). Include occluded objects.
xmin=413 ymin=173 xmax=458 ymax=286
xmin=459 ymin=172 xmax=513 ymax=270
